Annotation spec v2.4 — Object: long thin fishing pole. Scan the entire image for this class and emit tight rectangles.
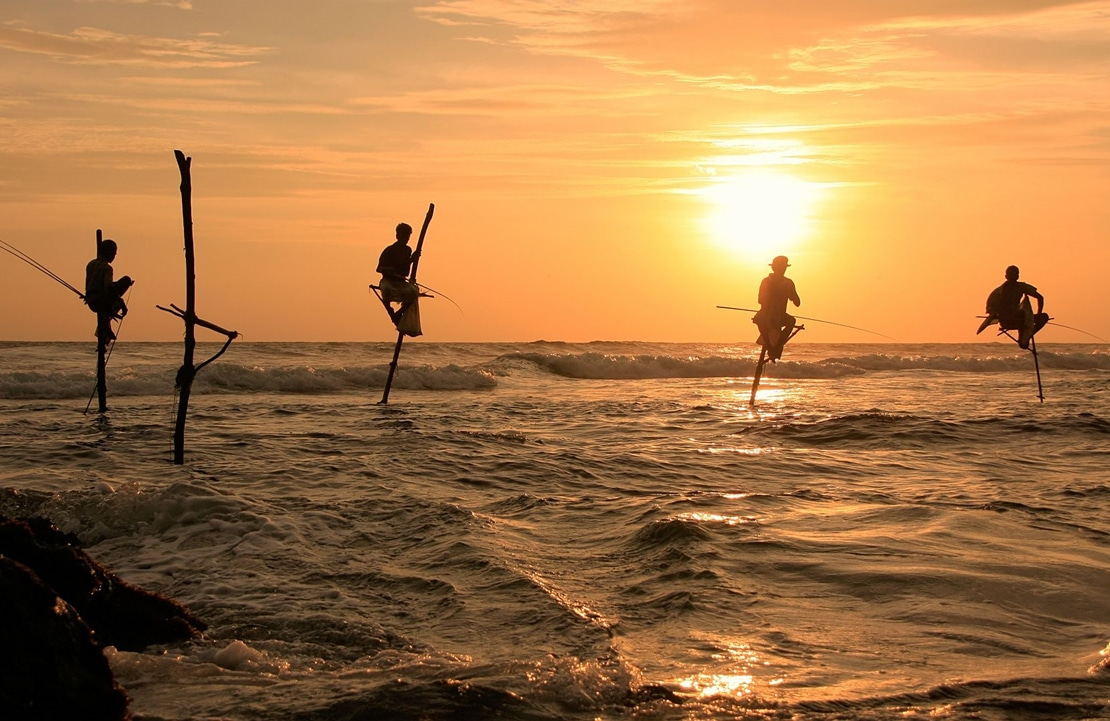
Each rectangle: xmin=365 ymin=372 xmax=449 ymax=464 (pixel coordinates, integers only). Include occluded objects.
xmin=415 ymin=282 xmax=463 ymax=314
xmin=979 ymin=315 xmax=1108 ymax=343
xmin=83 ymin=286 xmax=133 ymax=415
xmin=1047 ymin=321 xmax=1108 ymax=343
xmin=716 ymin=305 xmax=899 ymax=341
xmin=0 ymin=239 xmax=84 ymax=298
xmin=0 ymin=240 xmax=75 ymax=291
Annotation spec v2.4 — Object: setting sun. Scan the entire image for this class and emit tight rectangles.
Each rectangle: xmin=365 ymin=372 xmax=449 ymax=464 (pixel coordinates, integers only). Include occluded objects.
xmin=3 ymin=2 xmax=1110 ymax=718
xmin=698 ymin=172 xmax=824 ymax=264
xmin=0 ymin=0 xmax=1106 ymax=345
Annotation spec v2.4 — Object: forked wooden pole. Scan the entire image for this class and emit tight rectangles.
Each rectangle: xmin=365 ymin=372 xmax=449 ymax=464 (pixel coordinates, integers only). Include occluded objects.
xmin=380 ymin=203 xmax=434 ymax=405
xmin=158 ymin=150 xmax=238 ymax=464
xmin=174 ymin=151 xmax=197 ymax=463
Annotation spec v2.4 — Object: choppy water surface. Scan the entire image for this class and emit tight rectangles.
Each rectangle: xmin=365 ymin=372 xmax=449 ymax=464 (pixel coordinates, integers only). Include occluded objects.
xmin=2 ymin=341 xmax=1109 ymax=720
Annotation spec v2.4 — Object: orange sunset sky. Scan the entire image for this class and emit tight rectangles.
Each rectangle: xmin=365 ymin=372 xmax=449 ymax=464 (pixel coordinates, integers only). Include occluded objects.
xmin=1 ymin=0 xmax=1108 ymax=343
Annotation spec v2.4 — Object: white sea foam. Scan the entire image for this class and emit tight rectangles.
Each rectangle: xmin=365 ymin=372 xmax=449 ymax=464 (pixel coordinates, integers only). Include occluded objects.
xmin=3 ymin=343 xmax=1106 ymax=399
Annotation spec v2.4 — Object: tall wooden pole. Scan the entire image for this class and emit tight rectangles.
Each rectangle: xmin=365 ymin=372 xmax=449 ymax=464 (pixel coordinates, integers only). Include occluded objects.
xmin=749 ymin=346 xmax=767 ymax=407
xmin=1000 ymin=324 xmax=1047 ymax=403
xmin=94 ymin=229 xmax=108 ymax=413
xmin=748 ymin=325 xmax=803 ymax=407
xmin=173 ymin=150 xmax=197 ymax=464
xmin=159 ymin=150 xmax=238 ymax=464
xmin=1030 ymin=336 xmax=1045 ymax=403
xmin=380 ymin=203 xmax=434 ymax=404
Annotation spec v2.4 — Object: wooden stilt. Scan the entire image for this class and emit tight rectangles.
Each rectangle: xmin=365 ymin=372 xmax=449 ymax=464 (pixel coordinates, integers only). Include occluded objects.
xmin=94 ymin=229 xmax=108 ymax=413
xmin=749 ymin=325 xmax=804 ymax=407
xmin=1030 ymin=335 xmax=1044 ymax=403
xmin=749 ymin=346 xmax=768 ymax=407
xmin=158 ymin=150 xmax=238 ymax=464
xmin=174 ymin=151 xmax=197 ymax=464
xmin=379 ymin=203 xmax=434 ymax=405
xmin=95 ymin=333 xmax=107 ymax=414
xmin=1000 ymin=328 xmax=1046 ymax=403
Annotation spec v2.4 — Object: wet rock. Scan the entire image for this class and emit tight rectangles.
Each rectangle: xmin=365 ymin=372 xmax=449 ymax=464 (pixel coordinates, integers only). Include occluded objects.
xmin=0 ymin=555 xmax=131 ymax=721
xmin=0 ymin=515 xmax=206 ymax=651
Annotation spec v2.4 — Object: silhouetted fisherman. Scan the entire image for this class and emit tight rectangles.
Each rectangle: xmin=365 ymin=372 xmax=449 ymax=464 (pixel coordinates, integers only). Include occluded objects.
xmin=753 ymin=255 xmax=801 ymax=361
xmin=376 ymin=222 xmax=421 ymax=331
xmin=985 ymin=265 xmax=1048 ymax=349
xmin=84 ymin=239 xmax=132 ymax=349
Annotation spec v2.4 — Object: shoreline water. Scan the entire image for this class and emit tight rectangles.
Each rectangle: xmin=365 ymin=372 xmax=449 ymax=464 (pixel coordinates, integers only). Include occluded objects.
xmin=2 ymin=341 xmax=1109 ymax=719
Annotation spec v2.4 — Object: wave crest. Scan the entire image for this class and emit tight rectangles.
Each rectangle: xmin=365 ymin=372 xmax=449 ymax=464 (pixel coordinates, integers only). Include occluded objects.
xmin=0 ymin=362 xmax=496 ymax=399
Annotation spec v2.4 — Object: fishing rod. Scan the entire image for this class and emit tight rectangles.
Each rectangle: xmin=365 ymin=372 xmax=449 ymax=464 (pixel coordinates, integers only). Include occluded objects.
xmin=1047 ymin=321 xmax=1108 ymax=343
xmin=0 ymin=239 xmax=84 ymax=298
xmin=976 ymin=315 xmax=1108 ymax=344
xmin=716 ymin=305 xmax=899 ymax=341
xmin=416 ymin=282 xmax=463 ymax=314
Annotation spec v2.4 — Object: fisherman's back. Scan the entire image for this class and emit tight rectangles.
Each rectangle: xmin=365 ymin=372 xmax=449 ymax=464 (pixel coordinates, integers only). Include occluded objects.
xmin=377 ymin=242 xmax=412 ymax=281
xmin=758 ymin=273 xmax=798 ymax=318
xmin=85 ymin=257 xmax=113 ymax=309
xmin=988 ymin=279 xmax=1037 ymax=327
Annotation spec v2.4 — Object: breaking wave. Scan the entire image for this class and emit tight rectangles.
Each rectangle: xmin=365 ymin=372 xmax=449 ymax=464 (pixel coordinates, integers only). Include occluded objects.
xmin=0 ymin=362 xmax=497 ymax=400
xmin=487 ymin=349 xmax=1110 ymax=381
xmin=2 ymin=346 xmax=1108 ymax=399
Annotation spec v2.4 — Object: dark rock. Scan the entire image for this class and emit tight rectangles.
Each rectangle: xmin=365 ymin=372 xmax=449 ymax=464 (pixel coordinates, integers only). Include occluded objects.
xmin=0 ymin=515 xmax=207 ymax=651
xmin=0 ymin=555 xmax=131 ymax=721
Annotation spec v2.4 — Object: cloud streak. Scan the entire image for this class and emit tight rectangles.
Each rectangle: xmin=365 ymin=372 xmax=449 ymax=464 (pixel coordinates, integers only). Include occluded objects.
xmin=417 ymin=0 xmax=1110 ymax=91
xmin=75 ymin=0 xmax=194 ymax=9
xmin=0 ymin=24 xmax=270 ymax=68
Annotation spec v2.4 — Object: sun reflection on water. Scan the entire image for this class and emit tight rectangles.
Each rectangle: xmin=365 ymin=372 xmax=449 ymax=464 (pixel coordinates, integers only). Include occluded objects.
xmin=675 ymin=511 xmax=759 ymax=526
xmin=680 ymin=672 xmax=755 ymax=698
xmin=673 ymin=641 xmax=783 ymax=701
xmin=701 ymin=446 xmax=768 ymax=455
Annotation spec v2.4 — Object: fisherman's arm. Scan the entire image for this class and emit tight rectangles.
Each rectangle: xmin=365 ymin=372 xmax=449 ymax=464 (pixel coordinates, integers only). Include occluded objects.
xmin=1029 ymin=289 xmax=1044 ymax=314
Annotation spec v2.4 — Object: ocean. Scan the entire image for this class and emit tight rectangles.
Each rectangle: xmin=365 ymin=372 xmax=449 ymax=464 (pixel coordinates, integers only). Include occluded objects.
xmin=1 ymin=340 xmax=1109 ymax=720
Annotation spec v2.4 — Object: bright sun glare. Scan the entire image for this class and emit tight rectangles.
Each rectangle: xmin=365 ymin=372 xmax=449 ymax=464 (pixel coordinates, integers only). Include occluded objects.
xmin=700 ymin=172 xmax=822 ymax=263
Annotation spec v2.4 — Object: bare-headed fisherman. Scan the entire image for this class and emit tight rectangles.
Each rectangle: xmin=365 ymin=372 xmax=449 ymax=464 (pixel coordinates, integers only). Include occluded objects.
xmin=84 ymin=239 xmax=133 ymax=348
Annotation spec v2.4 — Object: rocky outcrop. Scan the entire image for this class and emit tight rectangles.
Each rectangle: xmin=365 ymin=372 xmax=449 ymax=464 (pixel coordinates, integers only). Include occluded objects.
xmin=0 ymin=555 xmax=131 ymax=721
xmin=0 ymin=515 xmax=206 ymax=651
xmin=0 ymin=515 xmax=208 ymax=721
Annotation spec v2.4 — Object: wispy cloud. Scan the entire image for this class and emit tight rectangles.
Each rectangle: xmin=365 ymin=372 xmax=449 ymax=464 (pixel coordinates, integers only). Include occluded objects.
xmin=885 ymin=1 xmax=1110 ymax=40
xmin=0 ymin=24 xmax=270 ymax=68
xmin=417 ymin=0 xmax=670 ymax=35
xmin=75 ymin=0 xmax=194 ymax=9
xmin=416 ymin=0 xmax=1110 ymax=93
xmin=349 ymin=82 xmax=656 ymax=117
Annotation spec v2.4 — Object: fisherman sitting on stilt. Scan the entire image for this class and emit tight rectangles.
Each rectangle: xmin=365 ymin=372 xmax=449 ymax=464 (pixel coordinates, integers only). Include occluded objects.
xmin=981 ymin=265 xmax=1048 ymax=350
xmin=84 ymin=238 xmax=133 ymax=348
xmin=753 ymin=255 xmax=801 ymax=362
xmin=375 ymin=222 xmax=422 ymax=336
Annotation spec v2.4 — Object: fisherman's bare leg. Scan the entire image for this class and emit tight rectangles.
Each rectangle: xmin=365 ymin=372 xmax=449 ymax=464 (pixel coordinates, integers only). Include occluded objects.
xmin=770 ymin=319 xmax=795 ymax=361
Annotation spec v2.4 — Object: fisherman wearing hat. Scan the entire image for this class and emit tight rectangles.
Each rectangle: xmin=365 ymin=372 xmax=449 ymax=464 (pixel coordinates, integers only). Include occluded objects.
xmin=753 ymin=255 xmax=800 ymax=361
